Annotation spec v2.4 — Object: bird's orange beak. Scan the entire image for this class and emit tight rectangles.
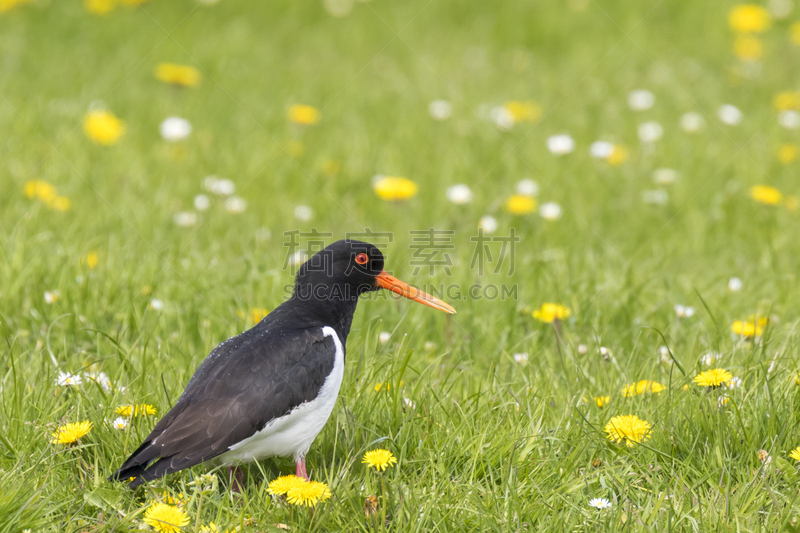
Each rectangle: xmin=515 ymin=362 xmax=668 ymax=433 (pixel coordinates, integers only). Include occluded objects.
xmin=375 ymin=271 xmax=456 ymax=314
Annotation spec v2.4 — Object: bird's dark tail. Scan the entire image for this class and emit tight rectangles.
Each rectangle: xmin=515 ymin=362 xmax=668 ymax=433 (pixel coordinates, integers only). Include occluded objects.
xmin=109 ymin=439 xmax=166 ymax=488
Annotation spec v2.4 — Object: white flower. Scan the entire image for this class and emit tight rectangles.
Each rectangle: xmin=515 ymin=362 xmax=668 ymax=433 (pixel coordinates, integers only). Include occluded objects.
xmin=589 ymin=497 xmax=612 ymax=510
xmin=577 ymin=344 xmax=588 ymax=355
xmin=628 ymin=89 xmax=655 ymax=111
xmin=288 ymin=250 xmax=307 ymax=266
xmin=638 ymin=121 xmax=663 ymax=143
xmin=590 ymin=141 xmax=614 ymax=158
xmin=513 ymin=352 xmax=529 ymax=364
xmin=680 ymin=112 xmax=705 ymax=132
xmin=642 ymin=190 xmax=668 ymax=205
xmin=56 ymin=371 xmax=82 ymax=387
xmin=85 ymin=371 xmax=111 ymax=391
xmin=490 ymin=106 xmax=514 ymax=130
xmin=659 ymin=346 xmax=672 ymax=364
xmin=599 ymin=346 xmax=612 ymax=360
xmin=378 ymin=331 xmax=391 ymax=344
xmin=539 ymin=202 xmax=562 ymax=221
xmin=203 ymin=176 xmax=236 ymax=196
xmin=446 ymin=184 xmax=473 ymax=204
xmin=194 ymin=194 xmax=210 ymax=211
xmin=173 ymin=212 xmax=198 ymax=227
xmin=516 ymin=179 xmax=538 ymax=196
xmin=674 ymin=304 xmax=694 ymax=318
xmin=112 ymin=417 xmax=129 ymax=430
xmin=768 ymin=0 xmax=793 ymax=19
xmin=727 ymin=376 xmax=742 ymax=389
xmin=44 ymin=290 xmax=60 ymax=304
xmin=728 ymin=277 xmax=743 ymax=292
xmin=546 ymin=134 xmax=575 ymax=155
xmin=424 ymin=341 xmax=437 ymax=351
xmin=225 ymin=196 xmax=247 ymax=213
xmin=428 ymin=99 xmax=453 ymax=121
xmin=718 ymin=105 xmax=742 ymax=126
xmin=403 ymin=397 xmax=416 ymax=409
xmin=159 ymin=116 xmax=192 ymax=142
xmin=701 ymin=352 xmax=720 ymax=366
xmin=294 ymin=205 xmax=313 ymax=221
xmin=778 ymin=110 xmax=800 ymax=130
xmin=653 ymin=168 xmax=678 ymax=185
xmin=718 ymin=395 xmax=730 ymax=407
xmin=149 ymin=298 xmax=164 ymax=311
xmin=479 ymin=215 xmax=498 ymax=234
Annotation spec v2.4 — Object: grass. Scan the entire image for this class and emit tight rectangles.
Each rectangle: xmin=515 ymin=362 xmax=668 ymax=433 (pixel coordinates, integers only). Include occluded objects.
xmin=2 ymin=0 xmax=800 ymax=530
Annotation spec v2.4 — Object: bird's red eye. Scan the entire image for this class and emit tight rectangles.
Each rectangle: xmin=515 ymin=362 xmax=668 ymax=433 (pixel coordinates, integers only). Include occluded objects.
xmin=355 ymin=253 xmax=369 ymax=265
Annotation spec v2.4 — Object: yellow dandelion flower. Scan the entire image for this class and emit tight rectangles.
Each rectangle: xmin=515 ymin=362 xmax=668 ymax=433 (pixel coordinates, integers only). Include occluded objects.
xmin=288 ymin=104 xmax=320 ymax=126
xmin=750 ymin=185 xmax=783 ymax=205
xmin=237 ymin=308 xmax=269 ymax=323
xmin=773 ymin=92 xmax=800 ymax=111
xmin=373 ymin=176 xmax=418 ymax=201
xmin=51 ymin=420 xmax=93 ymax=445
xmin=160 ymin=491 xmax=185 ymax=506
xmin=621 ymin=380 xmax=665 ymax=397
xmin=268 ymin=475 xmax=306 ymax=496
xmin=143 ymin=502 xmax=190 ymax=533
xmin=362 ymin=449 xmax=398 ymax=471
xmin=789 ymin=446 xmax=800 ymax=462
xmin=733 ymin=35 xmax=763 ymax=61
xmin=23 ymin=180 xmax=57 ymax=202
xmin=83 ymin=110 xmax=125 ymax=146
xmin=793 ymin=372 xmax=800 ymax=385
xmin=604 ymin=415 xmax=651 ymax=447
xmin=505 ymin=194 xmax=537 ymax=215
xmin=594 ymin=396 xmax=610 ymax=408
xmin=792 ymin=22 xmax=800 ymax=45
xmin=607 ymin=145 xmax=629 ymax=166
xmin=116 ymin=404 xmax=157 ymax=417
xmin=503 ymin=101 xmax=541 ymax=123
xmin=532 ymin=303 xmax=571 ymax=323
xmin=83 ymin=251 xmax=99 ymax=269
xmin=155 ymin=62 xmax=201 ymax=88
xmin=694 ymin=368 xmax=734 ymax=388
xmin=728 ymin=4 xmax=771 ymax=33
xmin=0 ymin=0 xmax=31 ymax=13
xmin=286 ymin=480 xmax=331 ymax=507
xmin=778 ymin=144 xmax=798 ymax=164
xmin=119 ymin=0 xmax=149 ymax=4
xmin=731 ymin=317 xmax=767 ymax=338
xmin=84 ymin=0 xmax=114 ymax=14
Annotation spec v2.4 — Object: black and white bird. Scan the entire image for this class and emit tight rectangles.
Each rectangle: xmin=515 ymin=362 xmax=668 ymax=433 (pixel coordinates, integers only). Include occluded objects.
xmin=110 ymin=239 xmax=455 ymax=487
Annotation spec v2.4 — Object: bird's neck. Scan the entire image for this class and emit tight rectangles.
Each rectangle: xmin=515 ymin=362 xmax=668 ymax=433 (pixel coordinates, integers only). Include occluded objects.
xmin=287 ymin=282 xmax=360 ymax=341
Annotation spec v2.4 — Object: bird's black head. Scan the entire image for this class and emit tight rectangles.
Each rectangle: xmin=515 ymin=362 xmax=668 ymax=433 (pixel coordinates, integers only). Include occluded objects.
xmin=293 ymin=239 xmax=455 ymax=314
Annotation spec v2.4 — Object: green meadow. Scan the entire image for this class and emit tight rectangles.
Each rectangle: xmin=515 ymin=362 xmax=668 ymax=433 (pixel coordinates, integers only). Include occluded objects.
xmin=2 ymin=0 xmax=800 ymax=530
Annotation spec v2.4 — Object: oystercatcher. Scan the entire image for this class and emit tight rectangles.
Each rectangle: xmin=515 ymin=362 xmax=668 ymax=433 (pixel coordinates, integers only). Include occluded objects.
xmin=110 ymin=239 xmax=455 ymax=487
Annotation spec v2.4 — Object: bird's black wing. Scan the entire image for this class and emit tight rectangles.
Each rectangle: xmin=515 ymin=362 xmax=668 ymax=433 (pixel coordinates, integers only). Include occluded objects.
xmin=110 ymin=326 xmax=336 ymax=487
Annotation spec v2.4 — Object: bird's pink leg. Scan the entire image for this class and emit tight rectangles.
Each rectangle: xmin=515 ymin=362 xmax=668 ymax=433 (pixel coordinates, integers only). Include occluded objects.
xmin=295 ymin=457 xmax=309 ymax=480
xmin=228 ymin=465 xmax=245 ymax=493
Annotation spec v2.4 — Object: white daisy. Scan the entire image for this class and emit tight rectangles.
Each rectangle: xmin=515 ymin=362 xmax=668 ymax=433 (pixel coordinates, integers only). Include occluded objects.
xmin=674 ymin=304 xmax=694 ymax=318
xmin=44 ymin=290 xmax=60 ymax=304
xmin=546 ymin=134 xmax=575 ymax=155
xmin=446 ymin=184 xmax=473 ymax=204
xmin=718 ymin=104 xmax=742 ymax=126
xmin=85 ymin=371 xmax=111 ymax=391
xmin=294 ymin=205 xmax=314 ymax=221
xmin=194 ymin=194 xmax=210 ymax=211
xmin=778 ymin=110 xmax=800 ymax=130
xmin=590 ymin=140 xmax=614 ymax=158
xmin=203 ymin=176 xmax=236 ymax=196
xmin=768 ymin=0 xmax=793 ymax=19
xmin=149 ymin=299 xmax=164 ymax=311
xmin=424 ymin=341 xmax=437 ymax=351
xmin=701 ymin=352 xmax=720 ymax=366
xmin=173 ymin=212 xmax=198 ymax=227
xmin=159 ymin=116 xmax=192 ymax=142
xmin=627 ymin=89 xmax=655 ymax=111
xmin=577 ymin=344 xmax=588 ymax=355
xmin=588 ymin=497 xmax=612 ymax=510
xmin=513 ymin=352 xmax=529 ymax=364
xmin=653 ymin=168 xmax=678 ymax=185
xmin=539 ymin=202 xmax=562 ymax=221
xmin=479 ymin=215 xmax=498 ymax=234
xmin=659 ymin=346 xmax=672 ymax=364
xmin=225 ymin=196 xmax=247 ymax=213
xmin=680 ymin=112 xmax=705 ymax=132
xmin=56 ymin=371 xmax=82 ymax=387
xmin=428 ymin=99 xmax=453 ymax=121
xmin=112 ymin=417 xmax=129 ymax=430
xmin=516 ymin=179 xmax=538 ymax=196
xmin=728 ymin=277 xmax=743 ymax=292
xmin=727 ymin=376 xmax=742 ymax=389
xmin=490 ymin=106 xmax=514 ymax=130
xmin=638 ymin=121 xmax=663 ymax=143
xmin=378 ymin=331 xmax=391 ymax=344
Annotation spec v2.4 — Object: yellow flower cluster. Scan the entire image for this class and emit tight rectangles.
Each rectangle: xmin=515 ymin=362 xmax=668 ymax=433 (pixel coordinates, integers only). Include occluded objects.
xmin=621 ymin=380 xmax=664 ymax=397
xmin=731 ymin=316 xmax=767 ymax=338
xmin=373 ymin=176 xmax=418 ymax=201
xmin=362 ymin=449 xmax=398 ymax=471
xmin=505 ymin=194 xmax=537 ymax=215
xmin=694 ymin=368 xmax=733 ymax=388
xmin=51 ymin=421 xmax=93 ymax=445
xmin=238 ymin=308 xmax=269 ymax=324
xmin=288 ymin=104 xmax=321 ymax=125
xmin=503 ymin=100 xmax=541 ymax=124
xmin=604 ymin=415 xmax=651 ymax=447
xmin=0 ymin=0 xmax=30 ymax=12
xmin=155 ymin=62 xmax=202 ymax=88
xmin=728 ymin=4 xmax=771 ymax=33
xmin=594 ymin=396 xmax=610 ymax=408
xmin=790 ymin=447 xmax=800 ymax=462
xmin=84 ymin=0 xmax=148 ymax=15
xmin=750 ymin=185 xmax=783 ymax=206
xmin=83 ymin=110 xmax=125 ymax=145
xmin=115 ymin=404 xmax=157 ymax=417
xmin=268 ymin=475 xmax=331 ymax=507
xmin=23 ymin=180 xmax=71 ymax=211
xmin=532 ymin=303 xmax=571 ymax=323
xmin=143 ymin=502 xmax=190 ymax=533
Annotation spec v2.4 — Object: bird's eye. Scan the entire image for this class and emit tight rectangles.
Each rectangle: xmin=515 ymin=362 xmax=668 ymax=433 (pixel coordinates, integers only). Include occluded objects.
xmin=355 ymin=253 xmax=369 ymax=265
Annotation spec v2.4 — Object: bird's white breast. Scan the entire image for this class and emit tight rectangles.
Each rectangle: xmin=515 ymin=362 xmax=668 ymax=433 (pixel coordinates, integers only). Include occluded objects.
xmin=219 ymin=326 xmax=344 ymax=464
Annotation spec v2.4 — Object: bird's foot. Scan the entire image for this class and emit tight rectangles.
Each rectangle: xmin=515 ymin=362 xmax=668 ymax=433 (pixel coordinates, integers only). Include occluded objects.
xmin=295 ymin=458 xmax=309 ymax=480
xmin=228 ymin=465 xmax=245 ymax=493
